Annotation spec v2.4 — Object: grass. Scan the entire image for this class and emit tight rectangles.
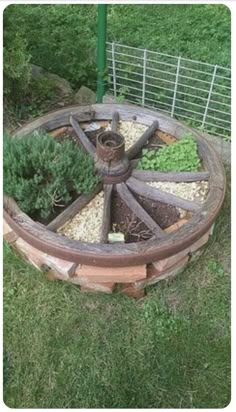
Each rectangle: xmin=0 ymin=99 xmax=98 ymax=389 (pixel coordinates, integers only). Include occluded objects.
xmin=3 ymin=169 xmax=231 ymax=408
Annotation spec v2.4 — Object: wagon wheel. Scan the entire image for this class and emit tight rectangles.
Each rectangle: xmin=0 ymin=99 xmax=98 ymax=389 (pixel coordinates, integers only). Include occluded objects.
xmin=4 ymin=104 xmax=226 ymax=267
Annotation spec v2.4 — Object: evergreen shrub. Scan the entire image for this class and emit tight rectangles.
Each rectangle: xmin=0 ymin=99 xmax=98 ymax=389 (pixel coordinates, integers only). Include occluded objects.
xmin=4 ymin=132 xmax=100 ymax=220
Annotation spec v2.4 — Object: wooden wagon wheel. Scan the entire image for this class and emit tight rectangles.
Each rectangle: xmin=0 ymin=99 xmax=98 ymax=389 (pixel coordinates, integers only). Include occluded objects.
xmin=4 ymin=104 xmax=226 ymax=268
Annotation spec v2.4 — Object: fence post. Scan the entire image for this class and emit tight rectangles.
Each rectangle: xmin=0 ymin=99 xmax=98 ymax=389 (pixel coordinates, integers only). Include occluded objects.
xmin=142 ymin=49 xmax=147 ymax=106
xmin=171 ymin=56 xmax=181 ymax=117
xmin=202 ymin=64 xmax=218 ymax=128
xmin=111 ymin=42 xmax=117 ymax=100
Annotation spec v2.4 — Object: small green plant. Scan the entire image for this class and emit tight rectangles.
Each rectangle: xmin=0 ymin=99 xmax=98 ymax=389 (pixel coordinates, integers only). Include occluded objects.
xmin=208 ymin=259 xmax=226 ymax=278
xmin=4 ymin=132 xmax=100 ymax=220
xmin=143 ymin=300 xmax=180 ymax=338
xmin=137 ymin=134 xmax=201 ymax=172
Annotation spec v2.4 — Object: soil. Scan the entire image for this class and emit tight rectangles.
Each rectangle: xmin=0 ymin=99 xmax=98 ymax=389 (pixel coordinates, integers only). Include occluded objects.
xmin=44 ymin=124 xmax=186 ymax=239
xmin=111 ymin=190 xmax=180 ymax=243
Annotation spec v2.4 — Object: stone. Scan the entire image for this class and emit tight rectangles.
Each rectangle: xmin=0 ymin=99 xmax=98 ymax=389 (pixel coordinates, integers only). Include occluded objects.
xmin=31 ymin=64 xmax=73 ymax=98
xmin=50 ymin=127 xmax=68 ymax=138
xmin=120 ymin=284 xmax=145 ymax=299
xmin=164 ymin=219 xmax=188 ymax=234
xmin=43 ymin=255 xmax=76 ymax=279
xmin=189 ymin=232 xmax=210 ymax=254
xmin=74 ymin=264 xmax=147 ymax=283
xmin=31 ymin=64 xmax=45 ymax=77
xmin=74 ymin=86 xmax=96 ymax=105
xmin=145 ymin=256 xmax=189 ymax=287
xmin=15 ymin=238 xmax=46 ymax=270
xmin=103 ymin=93 xmax=116 ymax=103
xmin=46 ymin=73 xmax=73 ymax=97
xmin=152 ymin=248 xmax=189 ymax=272
xmin=80 ymin=282 xmax=115 ymax=294
xmin=3 ymin=220 xmax=18 ymax=244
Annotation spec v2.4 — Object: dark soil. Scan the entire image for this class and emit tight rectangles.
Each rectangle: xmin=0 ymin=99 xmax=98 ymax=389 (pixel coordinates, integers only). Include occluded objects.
xmin=111 ymin=190 xmax=180 ymax=243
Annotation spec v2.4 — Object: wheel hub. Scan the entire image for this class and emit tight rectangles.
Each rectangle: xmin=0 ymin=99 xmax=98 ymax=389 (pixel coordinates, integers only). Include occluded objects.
xmin=95 ymin=130 xmax=131 ymax=182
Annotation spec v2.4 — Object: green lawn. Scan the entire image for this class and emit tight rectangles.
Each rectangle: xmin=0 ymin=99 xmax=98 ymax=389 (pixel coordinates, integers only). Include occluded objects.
xmin=3 ymin=169 xmax=231 ymax=408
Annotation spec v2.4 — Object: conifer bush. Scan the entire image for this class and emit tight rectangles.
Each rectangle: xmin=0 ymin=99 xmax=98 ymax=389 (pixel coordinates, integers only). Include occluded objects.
xmin=4 ymin=132 xmax=100 ymax=220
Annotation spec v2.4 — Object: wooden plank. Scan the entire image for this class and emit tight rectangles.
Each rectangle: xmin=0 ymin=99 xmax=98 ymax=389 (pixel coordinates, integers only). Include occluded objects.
xmin=132 ymin=170 xmax=210 ymax=182
xmin=69 ymin=115 xmax=96 ymax=157
xmin=126 ymin=120 xmax=159 ymax=159
xmin=111 ymin=111 xmax=120 ymax=132
xmin=101 ymin=184 xmax=113 ymax=243
xmin=116 ymin=182 xmax=164 ymax=238
xmin=47 ymin=183 xmax=102 ymax=232
xmin=126 ymin=176 xmax=201 ymax=212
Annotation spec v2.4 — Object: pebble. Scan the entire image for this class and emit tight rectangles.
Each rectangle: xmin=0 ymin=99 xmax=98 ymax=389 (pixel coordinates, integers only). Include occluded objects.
xmin=147 ymin=181 xmax=209 ymax=218
xmin=58 ymin=192 xmax=104 ymax=243
xmin=106 ymin=120 xmax=148 ymax=150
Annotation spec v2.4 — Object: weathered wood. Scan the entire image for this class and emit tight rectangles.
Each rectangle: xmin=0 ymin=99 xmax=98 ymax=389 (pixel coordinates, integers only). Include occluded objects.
xmin=47 ymin=183 xmax=102 ymax=232
xmin=126 ymin=120 xmax=159 ymax=159
xmin=6 ymin=104 xmax=225 ymax=267
xmin=132 ymin=170 xmax=210 ymax=183
xmin=69 ymin=115 xmax=96 ymax=157
xmin=116 ymin=183 xmax=164 ymax=238
xmin=111 ymin=111 xmax=120 ymax=132
xmin=126 ymin=177 xmax=201 ymax=212
xmin=130 ymin=159 xmax=140 ymax=169
xmin=101 ymin=184 xmax=113 ymax=243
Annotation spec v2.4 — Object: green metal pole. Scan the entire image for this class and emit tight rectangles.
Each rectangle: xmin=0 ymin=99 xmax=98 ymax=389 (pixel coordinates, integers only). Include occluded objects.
xmin=96 ymin=4 xmax=107 ymax=103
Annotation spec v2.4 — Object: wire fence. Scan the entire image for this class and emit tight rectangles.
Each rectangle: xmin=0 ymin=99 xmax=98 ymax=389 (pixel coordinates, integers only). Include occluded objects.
xmin=107 ymin=42 xmax=231 ymax=139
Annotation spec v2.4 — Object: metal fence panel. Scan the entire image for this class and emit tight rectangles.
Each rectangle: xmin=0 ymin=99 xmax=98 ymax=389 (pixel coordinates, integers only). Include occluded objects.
xmin=107 ymin=42 xmax=231 ymax=139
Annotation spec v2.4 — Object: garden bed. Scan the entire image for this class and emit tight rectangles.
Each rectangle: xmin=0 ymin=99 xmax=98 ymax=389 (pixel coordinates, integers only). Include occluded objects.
xmin=3 ymin=104 xmax=226 ymax=297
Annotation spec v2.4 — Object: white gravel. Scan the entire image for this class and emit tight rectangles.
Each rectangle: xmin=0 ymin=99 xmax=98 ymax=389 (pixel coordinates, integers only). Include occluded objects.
xmin=57 ymin=192 xmax=104 ymax=243
xmin=147 ymin=181 xmax=209 ymax=218
xmin=106 ymin=120 xmax=148 ymax=150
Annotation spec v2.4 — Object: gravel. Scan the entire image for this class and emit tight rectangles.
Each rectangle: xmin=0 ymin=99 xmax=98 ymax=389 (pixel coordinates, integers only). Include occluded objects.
xmin=106 ymin=120 xmax=148 ymax=150
xmin=147 ymin=181 xmax=209 ymax=218
xmin=58 ymin=192 xmax=104 ymax=243
xmin=57 ymin=122 xmax=209 ymax=241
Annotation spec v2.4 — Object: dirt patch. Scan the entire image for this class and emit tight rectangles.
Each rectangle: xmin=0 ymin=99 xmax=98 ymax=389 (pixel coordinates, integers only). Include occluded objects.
xmin=111 ymin=190 xmax=180 ymax=243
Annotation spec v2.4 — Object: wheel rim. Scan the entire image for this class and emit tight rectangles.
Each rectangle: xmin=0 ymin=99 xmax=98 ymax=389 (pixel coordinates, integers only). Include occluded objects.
xmin=4 ymin=104 xmax=226 ymax=267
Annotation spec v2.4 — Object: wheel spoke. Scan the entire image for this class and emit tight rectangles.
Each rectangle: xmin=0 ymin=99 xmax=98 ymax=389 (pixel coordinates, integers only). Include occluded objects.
xmin=126 ymin=176 xmax=201 ymax=212
xmin=132 ymin=170 xmax=210 ymax=183
xmin=100 ymin=184 xmax=113 ymax=243
xmin=69 ymin=115 xmax=96 ymax=157
xmin=116 ymin=182 xmax=165 ymax=238
xmin=111 ymin=111 xmax=120 ymax=132
xmin=47 ymin=183 xmax=103 ymax=232
xmin=126 ymin=120 xmax=159 ymax=160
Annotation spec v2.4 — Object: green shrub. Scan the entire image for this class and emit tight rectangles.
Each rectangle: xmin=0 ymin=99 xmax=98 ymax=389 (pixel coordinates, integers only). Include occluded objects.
xmin=137 ymin=134 xmax=201 ymax=172
xmin=4 ymin=132 xmax=100 ymax=220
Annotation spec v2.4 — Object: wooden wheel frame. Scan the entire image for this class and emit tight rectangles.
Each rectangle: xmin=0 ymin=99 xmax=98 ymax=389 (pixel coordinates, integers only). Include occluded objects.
xmin=4 ymin=104 xmax=226 ymax=268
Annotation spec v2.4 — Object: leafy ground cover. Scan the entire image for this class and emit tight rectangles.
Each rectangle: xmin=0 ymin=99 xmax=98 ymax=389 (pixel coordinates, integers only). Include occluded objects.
xmin=3 ymin=168 xmax=231 ymax=408
xmin=138 ymin=134 xmax=200 ymax=172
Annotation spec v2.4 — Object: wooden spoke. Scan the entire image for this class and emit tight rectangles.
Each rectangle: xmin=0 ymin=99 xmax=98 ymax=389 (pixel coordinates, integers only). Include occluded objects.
xmin=126 ymin=120 xmax=159 ymax=160
xmin=47 ymin=183 xmax=103 ymax=232
xmin=126 ymin=176 xmax=201 ymax=213
xmin=116 ymin=182 xmax=165 ymax=238
xmin=101 ymin=184 xmax=113 ymax=243
xmin=111 ymin=111 xmax=120 ymax=132
xmin=132 ymin=170 xmax=210 ymax=183
xmin=69 ymin=115 xmax=96 ymax=157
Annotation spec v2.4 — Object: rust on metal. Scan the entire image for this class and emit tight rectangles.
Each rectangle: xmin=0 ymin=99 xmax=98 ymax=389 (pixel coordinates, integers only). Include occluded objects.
xmin=96 ymin=131 xmax=125 ymax=162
